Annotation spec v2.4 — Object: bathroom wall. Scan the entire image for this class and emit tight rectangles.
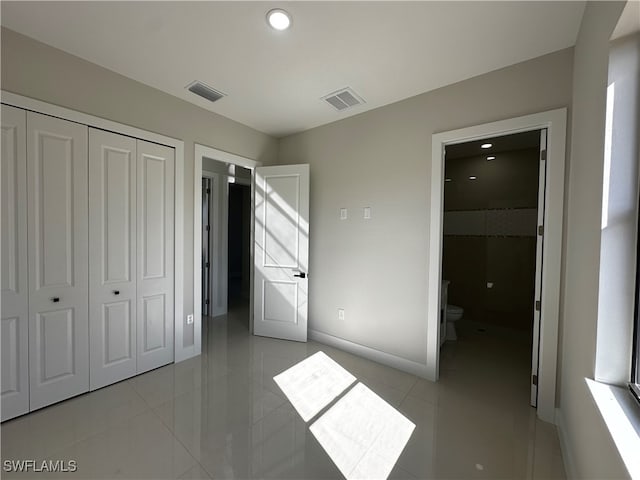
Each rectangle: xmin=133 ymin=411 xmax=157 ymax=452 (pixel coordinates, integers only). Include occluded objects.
xmin=442 ymin=147 xmax=540 ymax=332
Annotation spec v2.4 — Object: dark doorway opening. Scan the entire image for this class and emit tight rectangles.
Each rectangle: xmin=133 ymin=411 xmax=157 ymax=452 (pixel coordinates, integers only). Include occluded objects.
xmin=228 ymin=182 xmax=251 ymax=309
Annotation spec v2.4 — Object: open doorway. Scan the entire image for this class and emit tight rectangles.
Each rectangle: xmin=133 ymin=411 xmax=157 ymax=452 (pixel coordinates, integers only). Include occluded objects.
xmin=194 ymin=144 xmax=260 ymax=361
xmin=200 ymin=159 xmax=253 ymax=332
xmin=440 ymin=130 xmax=545 ymax=407
xmin=427 ymin=109 xmax=567 ymax=423
xmin=227 ymin=171 xmax=251 ymax=330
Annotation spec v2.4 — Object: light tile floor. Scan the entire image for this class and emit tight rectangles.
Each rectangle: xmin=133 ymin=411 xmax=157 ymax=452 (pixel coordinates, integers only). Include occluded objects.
xmin=1 ymin=306 xmax=566 ymax=479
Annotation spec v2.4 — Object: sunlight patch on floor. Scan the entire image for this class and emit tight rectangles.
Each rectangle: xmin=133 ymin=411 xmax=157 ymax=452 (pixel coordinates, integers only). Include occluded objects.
xmin=310 ymin=382 xmax=415 ymax=479
xmin=274 ymin=352 xmax=415 ymax=479
xmin=273 ymin=351 xmax=356 ymax=421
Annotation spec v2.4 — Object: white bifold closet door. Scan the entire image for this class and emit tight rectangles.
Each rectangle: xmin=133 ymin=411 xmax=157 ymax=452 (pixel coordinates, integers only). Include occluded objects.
xmin=89 ymin=129 xmax=137 ymax=390
xmin=136 ymin=140 xmax=174 ymax=374
xmin=1 ymin=105 xmax=29 ymax=421
xmin=26 ymin=112 xmax=89 ymax=411
xmin=89 ymin=132 xmax=175 ymax=384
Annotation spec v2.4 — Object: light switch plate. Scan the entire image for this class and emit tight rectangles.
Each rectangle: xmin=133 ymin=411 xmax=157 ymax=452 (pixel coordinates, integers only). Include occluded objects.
xmin=338 ymin=309 xmax=345 ymax=320
xmin=364 ymin=207 xmax=371 ymax=219
xmin=340 ymin=208 xmax=348 ymax=220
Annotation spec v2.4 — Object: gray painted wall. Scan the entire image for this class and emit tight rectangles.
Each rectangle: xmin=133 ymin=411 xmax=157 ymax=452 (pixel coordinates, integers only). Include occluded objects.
xmin=276 ymin=48 xmax=573 ymax=364
xmin=1 ymin=27 xmax=278 ymax=347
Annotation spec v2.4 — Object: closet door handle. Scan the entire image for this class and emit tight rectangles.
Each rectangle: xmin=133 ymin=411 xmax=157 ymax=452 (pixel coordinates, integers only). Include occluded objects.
xmin=52 ymin=297 xmax=60 ymax=303
xmin=113 ymin=290 xmax=120 ymax=295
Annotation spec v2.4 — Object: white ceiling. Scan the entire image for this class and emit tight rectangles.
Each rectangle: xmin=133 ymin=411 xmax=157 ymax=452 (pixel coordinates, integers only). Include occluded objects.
xmin=1 ymin=1 xmax=586 ymax=137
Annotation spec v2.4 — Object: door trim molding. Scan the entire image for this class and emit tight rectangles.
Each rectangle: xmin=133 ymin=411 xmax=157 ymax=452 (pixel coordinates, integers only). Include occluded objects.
xmin=1 ymin=91 xmax=187 ymax=365
xmin=194 ymin=144 xmax=260 ymax=350
xmin=201 ymin=171 xmax=223 ymax=317
xmin=428 ymin=108 xmax=567 ymax=424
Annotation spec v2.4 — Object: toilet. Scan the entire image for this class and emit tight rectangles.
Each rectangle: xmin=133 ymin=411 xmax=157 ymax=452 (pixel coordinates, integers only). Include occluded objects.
xmin=446 ymin=304 xmax=464 ymax=340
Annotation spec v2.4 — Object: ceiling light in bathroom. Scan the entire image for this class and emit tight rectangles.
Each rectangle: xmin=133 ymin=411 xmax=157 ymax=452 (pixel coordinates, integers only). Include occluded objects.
xmin=445 ymin=178 xmax=452 ymax=182
xmin=267 ymin=9 xmax=291 ymax=30
xmin=469 ymin=176 xmax=477 ymax=180
xmin=481 ymin=143 xmax=492 ymax=149
xmin=487 ymin=156 xmax=495 ymax=161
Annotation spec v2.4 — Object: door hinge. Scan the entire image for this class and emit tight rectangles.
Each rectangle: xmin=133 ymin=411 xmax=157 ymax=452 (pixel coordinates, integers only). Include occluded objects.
xmin=206 ymin=188 xmax=211 ymax=194
xmin=538 ymin=225 xmax=544 ymax=236
xmin=532 ymin=374 xmax=538 ymax=386
xmin=205 ymin=299 xmax=209 ymax=305
xmin=206 ymin=225 xmax=210 ymax=231
xmin=535 ymin=300 xmax=541 ymax=311
xmin=205 ymin=262 xmax=209 ymax=268
xmin=540 ymin=150 xmax=547 ymax=161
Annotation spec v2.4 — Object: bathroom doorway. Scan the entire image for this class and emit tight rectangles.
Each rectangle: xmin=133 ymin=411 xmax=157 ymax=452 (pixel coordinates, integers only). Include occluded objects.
xmin=428 ymin=110 xmax=567 ymax=423
xmin=440 ymin=129 xmax=546 ymax=407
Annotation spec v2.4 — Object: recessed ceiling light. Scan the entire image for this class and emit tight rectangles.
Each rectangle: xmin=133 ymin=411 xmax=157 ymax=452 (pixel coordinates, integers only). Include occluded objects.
xmin=481 ymin=143 xmax=493 ymax=149
xmin=487 ymin=156 xmax=496 ymax=161
xmin=445 ymin=178 xmax=452 ymax=182
xmin=267 ymin=8 xmax=291 ymax=30
xmin=469 ymin=176 xmax=477 ymax=180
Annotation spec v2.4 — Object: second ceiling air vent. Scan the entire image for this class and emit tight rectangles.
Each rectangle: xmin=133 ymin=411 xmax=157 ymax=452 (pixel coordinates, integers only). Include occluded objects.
xmin=186 ymin=80 xmax=226 ymax=104
xmin=322 ymin=87 xmax=365 ymax=111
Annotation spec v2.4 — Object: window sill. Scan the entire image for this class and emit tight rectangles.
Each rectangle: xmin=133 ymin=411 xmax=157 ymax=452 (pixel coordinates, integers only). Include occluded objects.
xmin=586 ymin=378 xmax=640 ymax=479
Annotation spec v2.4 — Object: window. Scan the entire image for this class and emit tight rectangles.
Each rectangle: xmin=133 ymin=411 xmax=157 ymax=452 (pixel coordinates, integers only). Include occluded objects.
xmin=605 ymin=32 xmax=640 ymax=402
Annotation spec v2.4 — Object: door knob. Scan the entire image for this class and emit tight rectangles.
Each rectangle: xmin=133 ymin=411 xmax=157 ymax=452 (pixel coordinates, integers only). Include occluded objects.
xmin=293 ymin=272 xmax=306 ymax=279
xmin=113 ymin=290 xmax=120 ymax=295
xmin=52 ymin=297 xmax=60 ymax=303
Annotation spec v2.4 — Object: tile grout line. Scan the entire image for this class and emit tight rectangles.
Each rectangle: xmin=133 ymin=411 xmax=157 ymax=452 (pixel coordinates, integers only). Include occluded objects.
xmin=146 ymin=403 xmax=211 ymax=480
xmin=398 ymin=376 xmax=419 ymax=406
xmin=127 ymin=371 xmax=212 ymax=479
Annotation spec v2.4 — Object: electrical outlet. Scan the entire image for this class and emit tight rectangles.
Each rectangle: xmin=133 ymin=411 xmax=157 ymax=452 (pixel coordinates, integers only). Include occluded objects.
xmin=340 ymin=208 xmax=348 ymax=220
xmin=338 ymin=309 xmax=345 ymax=320
xmin=187 ymin=314 xmax=194 ymax=325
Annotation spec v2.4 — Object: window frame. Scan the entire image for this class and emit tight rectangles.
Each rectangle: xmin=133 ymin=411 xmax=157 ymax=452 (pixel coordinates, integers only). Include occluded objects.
xmin=631 ymin=190 xmax=640 ymax=402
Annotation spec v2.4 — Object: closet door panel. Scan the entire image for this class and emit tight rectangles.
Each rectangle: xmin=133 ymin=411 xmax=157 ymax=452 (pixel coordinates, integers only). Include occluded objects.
xmin=1 ymin=105 xmax=29 ymax=421
xmin=137 ymin=140 xmax=174 ymax=374
xmin=89 ymin=129 xmax=137 ymax=390
xmin=27 ymin=112 xmax=89 ymax=410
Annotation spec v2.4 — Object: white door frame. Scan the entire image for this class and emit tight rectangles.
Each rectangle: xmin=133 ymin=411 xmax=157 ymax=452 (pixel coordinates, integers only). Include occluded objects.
xmin=531 ymin=129 xmax=548 ymax=408
xmin=427 ymin=108 xmax=567 ymax=424
xmin=0 ymin=91 xmax=189 ymax=364
xmin=201 ymin=172 xmax=222 ymax=317
xmin=194 ymin=144 xmax=260 ymax=351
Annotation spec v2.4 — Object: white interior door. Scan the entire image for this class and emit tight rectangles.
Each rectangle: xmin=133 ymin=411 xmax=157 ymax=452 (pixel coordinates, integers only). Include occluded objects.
xmin=27 ymin=112 xmax=89 ymax=410
xmin=531 ymin=129 xmax=547 ymax=407
xmin=136 ymin=140 xmax=174 ymax=373
xmin=254 ymin=164 xmax=309 ymax=342
xmin=89 ymin=129 xmax=137 ymax=390
xmin=1 ymin=105 xmax=29 ymax=421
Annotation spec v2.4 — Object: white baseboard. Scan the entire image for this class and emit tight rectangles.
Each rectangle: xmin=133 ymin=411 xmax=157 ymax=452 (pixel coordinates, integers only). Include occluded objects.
xmin=309 ymin=329 xmax=430 ymax=379
xmin=555 ymin=407 xmax=578 ymax=479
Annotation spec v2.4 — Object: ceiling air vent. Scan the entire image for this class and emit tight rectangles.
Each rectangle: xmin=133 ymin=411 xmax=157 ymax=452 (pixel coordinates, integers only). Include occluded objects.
xmin=322 ymin=87 xmax=365 ymax=111
xmin=186 ymin=80 xmax=226 ymax=104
